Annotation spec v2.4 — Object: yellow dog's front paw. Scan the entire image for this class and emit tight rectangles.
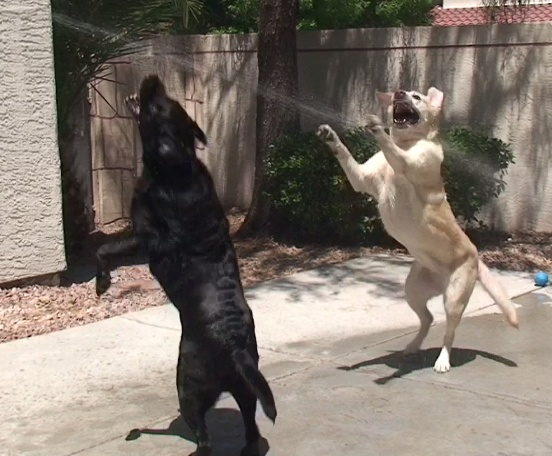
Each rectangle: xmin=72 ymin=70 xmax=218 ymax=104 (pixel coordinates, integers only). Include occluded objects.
xmin=365 ymin=114 xmax=384 ymax=134
xmin=316 ymin=124 xmax=342 ymax=155
xmin=317 ymin=124 xmax=338 ymax=142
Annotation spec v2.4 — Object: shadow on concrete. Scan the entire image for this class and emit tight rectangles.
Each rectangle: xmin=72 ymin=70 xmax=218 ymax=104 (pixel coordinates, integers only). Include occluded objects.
xmin=337 ymin=347 xmax=517 ymax=385
xmin=246 ymin=255 xmax=411 ymax=303
xmin=125 ymin=409 xmax=269 ymax=456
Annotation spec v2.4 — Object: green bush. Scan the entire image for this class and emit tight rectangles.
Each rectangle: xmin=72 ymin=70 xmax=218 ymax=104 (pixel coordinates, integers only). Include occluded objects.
xmin=441 ymin=127 xmax=515 ymax=226
xmin=265 ymin=126 xmax=514 ymax=246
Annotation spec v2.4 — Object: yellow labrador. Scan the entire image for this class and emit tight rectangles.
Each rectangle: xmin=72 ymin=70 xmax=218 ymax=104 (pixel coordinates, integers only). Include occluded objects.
xmin=317 ymin=87 xmax=518 ymax=373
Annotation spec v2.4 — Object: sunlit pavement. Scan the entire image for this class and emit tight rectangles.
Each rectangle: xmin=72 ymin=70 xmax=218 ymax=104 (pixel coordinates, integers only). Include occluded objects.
xmin=2 ymin=255 xmax=550 ymax=456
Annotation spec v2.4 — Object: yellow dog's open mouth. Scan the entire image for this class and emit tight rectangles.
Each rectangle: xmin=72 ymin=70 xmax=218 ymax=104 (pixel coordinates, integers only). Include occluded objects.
xmin=393 ymin=101 xmax=420 ymax=127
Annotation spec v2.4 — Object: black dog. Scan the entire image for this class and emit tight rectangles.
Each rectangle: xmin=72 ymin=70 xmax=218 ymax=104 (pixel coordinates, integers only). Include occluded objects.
xmin=129 ymin=75 xmax=276 ymax=456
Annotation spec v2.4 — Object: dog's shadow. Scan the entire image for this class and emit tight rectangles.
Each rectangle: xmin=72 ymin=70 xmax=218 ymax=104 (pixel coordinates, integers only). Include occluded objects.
xmin=337 ymin=347 xmax=517 ymax=385
xmin=126 ymin=408 xmax=270 ymax=456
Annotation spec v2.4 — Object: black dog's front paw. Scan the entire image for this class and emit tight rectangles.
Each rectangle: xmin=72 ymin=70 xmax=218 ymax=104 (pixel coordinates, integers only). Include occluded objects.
xmin=95 ymin=271 xmax=112 ymax=296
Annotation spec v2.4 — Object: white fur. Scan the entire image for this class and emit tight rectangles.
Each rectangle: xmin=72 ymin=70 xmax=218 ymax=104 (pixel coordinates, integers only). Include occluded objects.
xmin=318 ymin=88 xmax=518 ymax=374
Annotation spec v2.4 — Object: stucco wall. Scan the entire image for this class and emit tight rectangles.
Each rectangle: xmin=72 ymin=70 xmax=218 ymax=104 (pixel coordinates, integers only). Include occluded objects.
xmin=92 ymin=23 xmax=552 ymax=232
xmin=0 ymin=1 xmax=66 ymax=283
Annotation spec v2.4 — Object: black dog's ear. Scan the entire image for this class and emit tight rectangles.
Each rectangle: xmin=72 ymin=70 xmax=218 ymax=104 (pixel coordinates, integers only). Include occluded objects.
xmin=192 ymin=121 xmax=207 ymax=146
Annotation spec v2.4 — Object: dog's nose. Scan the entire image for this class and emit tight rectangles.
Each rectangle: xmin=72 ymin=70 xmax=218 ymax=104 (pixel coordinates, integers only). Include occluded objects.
xmin=394 ymin=90 xmax=406 ymax=99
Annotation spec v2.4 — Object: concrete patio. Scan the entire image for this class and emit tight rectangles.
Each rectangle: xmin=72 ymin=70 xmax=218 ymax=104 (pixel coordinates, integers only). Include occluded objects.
xmin=2 ymin=254 xmax=551 ymax=456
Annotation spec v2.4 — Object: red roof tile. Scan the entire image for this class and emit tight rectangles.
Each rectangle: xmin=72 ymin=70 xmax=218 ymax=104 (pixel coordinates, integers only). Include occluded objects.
xmin=432 ymin=4 xmax=552 ymax=26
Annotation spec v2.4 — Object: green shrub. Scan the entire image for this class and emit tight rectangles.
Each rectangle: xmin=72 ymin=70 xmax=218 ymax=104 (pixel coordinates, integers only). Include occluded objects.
xmin=265 ymin=126 xmax=514 ymax=245
xmin=441 ymin=127 xmax=515 ymax=226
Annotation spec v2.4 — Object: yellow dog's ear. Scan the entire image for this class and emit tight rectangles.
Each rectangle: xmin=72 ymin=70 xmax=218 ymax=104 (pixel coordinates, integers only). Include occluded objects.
xmin=427 ymin=87 xmax=444 ymax=111
xmin=375 ymin=91 xmax=393 ymax=108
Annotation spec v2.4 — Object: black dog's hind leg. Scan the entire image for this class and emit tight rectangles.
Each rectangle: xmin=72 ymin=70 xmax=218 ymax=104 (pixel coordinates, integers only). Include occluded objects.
xmin=230 ymin=381 xmax=262 ymax=456
xmin=182 ymin=409 xmax=211 ymax=456
xmin=178 ymin=391 xmax=212 ymax=456
xmin=95 ymin=236 xmax=141 ymax=296
xmin=177 ymin=354 xmax=215 ymax=455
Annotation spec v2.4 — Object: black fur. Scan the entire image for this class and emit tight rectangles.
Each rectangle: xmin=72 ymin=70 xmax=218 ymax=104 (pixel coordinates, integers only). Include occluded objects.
xmin=94 ymin=234 xmax=141 ymax=295
xmin=131 ymin=75 xmax=276 ymax=456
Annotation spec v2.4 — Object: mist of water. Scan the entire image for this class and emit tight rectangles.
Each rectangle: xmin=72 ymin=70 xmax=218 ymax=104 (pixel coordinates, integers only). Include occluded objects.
xmin=53 ymin=13 xmax=501 ymax=184
xmin=52 ymin=13 xmax=358 ymax=131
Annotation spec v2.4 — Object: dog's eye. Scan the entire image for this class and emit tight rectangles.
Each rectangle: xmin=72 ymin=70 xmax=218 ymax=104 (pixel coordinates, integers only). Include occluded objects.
xmin=412 ymin=94 xmax=421 ymax=101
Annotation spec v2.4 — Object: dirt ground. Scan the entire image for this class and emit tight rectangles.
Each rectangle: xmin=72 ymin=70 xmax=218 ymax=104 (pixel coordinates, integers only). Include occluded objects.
xmin=1 ymin=210 xmax=551 ymax=343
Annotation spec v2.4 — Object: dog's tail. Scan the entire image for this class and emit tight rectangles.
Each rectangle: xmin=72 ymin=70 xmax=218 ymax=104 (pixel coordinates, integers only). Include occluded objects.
xmin=232 ymin=350 xmax=277 ymax=423
xmin=477 ymin=259 xmax=519 ymax=328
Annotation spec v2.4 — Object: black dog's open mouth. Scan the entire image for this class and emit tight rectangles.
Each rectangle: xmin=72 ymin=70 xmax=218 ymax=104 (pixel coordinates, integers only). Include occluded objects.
xmin=393 ymin=102 xmax=420 ymax=127
xmin=124 ymin=95 xmax=141 ymax=122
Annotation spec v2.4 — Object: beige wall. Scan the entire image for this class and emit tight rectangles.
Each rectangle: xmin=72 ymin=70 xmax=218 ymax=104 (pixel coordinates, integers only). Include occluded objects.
xmin=92 ymin=23 xmax=552 ymax=232
xmin=298 ymin=24 xmax=552 ymax=231
xmin=91 ymin=35 xmax=259 ymax=224
xmin=90 ymin=52 xmax=208 ymax=224
xmin=0 ymin=1 xmax=66 ymax=283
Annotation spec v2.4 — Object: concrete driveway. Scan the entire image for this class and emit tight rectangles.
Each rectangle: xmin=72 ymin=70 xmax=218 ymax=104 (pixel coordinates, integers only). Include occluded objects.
xmin=1 ymin=255 xmax=550 ymax=456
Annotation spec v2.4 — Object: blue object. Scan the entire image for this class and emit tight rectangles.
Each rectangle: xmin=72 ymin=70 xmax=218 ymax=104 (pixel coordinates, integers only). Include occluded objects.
xmin=534 ymin=271 xmax=549 ymax=287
